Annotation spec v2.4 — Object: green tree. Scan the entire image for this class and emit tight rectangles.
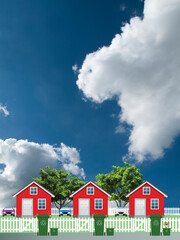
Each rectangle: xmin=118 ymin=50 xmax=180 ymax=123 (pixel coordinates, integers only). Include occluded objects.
xmin=95 ymin=162 xmax=143 ymax=207
xmin=33 ymin=166 xmax=86 ymax=209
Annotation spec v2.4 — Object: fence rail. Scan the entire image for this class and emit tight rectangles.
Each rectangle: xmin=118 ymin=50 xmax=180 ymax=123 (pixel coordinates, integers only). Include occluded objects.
xmin=0 ymin=216 xmax=180 ymax=233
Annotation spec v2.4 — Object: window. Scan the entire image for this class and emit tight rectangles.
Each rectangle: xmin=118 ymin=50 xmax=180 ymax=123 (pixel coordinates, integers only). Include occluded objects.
xmin=30 ymin=187 xmax=37 ymax=195
xmin=95 ymin=199 xmax=103 ymax=209
xmin=143 ymin=187 xmax=150 ymax=195
xmin=38 ymin=199 xmax=46 ymax=209
xmin=151 ymin=199 xmax=159 ymax=209
xmin=87 ymin=187 xmax=94 ymax=195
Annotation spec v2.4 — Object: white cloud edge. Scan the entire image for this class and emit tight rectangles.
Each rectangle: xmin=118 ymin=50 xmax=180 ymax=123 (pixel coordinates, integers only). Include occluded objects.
xmin=0 ymin=104 xmax=10 ymax=117
xmin=72 ymin=64 xmax=79 ymax=74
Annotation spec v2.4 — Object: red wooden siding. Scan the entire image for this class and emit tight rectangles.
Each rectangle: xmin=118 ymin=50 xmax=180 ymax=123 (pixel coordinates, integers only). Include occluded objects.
xmin=129 ymin=183 xmax=165 ymax=216
xmin=16 ymin=183 xmax=52 ymax=216
xmin=73 ymin=183 xmax=108 ymax=216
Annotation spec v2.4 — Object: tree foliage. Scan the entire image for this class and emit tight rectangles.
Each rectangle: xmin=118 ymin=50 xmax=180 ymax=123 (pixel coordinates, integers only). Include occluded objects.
xmin=95 ymin=162 xmax=143 ymax=207
xmin=33 ymin=166 xmax=86 ymax=209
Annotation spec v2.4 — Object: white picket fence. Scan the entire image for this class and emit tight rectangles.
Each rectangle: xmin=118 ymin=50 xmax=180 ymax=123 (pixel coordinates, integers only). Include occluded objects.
xmin=0 ymin=216 xmax=180 ymax=233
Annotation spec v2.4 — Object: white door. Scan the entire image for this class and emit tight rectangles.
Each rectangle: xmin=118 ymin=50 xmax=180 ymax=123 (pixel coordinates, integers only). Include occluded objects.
xmin=22 ymin=199 xmax=33 ymax=216
xmin=135 ymin=199 xmax=146 ymax=216
xmin=79 ymin=199 xmax=90 ymax=216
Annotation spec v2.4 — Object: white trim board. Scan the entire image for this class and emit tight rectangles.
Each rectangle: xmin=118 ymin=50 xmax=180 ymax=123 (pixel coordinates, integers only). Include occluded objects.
xmin=13 ymin=181 xmax=55 ymax=198
xmin=143 ymin=186 xmax=150 ymax=195
xmin=70 ymin=181 xmax=112 ymax=198
xmin=38 ymin=199 xmax=46 ymax=210
xmin=30 ymin=187 xmax=38 ymax=195
xmin=126 ymin=181 xmax=168 ymax=198
xmin=94 ymin=198 xmax=103 ymax=210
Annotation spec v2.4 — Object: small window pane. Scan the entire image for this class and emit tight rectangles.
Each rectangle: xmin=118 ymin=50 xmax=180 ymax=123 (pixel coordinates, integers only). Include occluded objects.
xmin=143 ymin=187 xmax=150 ymax=194
xmin=87 ymin=187 xmax=94 ymax=194
xmin=95 ymin=199 xmax=103 ymax=209
xmin=30 ymin=187 xmax=37 ymax=195
xmin=38 ymin=199 xmax=46 ymax=209
xmin=151 ymin=199 xmax=159 ymax=209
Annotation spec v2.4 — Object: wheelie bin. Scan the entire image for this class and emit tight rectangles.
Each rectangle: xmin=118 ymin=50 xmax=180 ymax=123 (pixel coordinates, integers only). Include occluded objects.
xmin=106 ymin=228 xmax=114 ymax=236
xmin=50 ymin=228 xmax=58 ymax=236
xmin=37 ymin=214 xmax=49 ymax=236
xmin=93 ymin=214 xmax=106 ymax=236
xmin=150 ymin=214 xmax=162 ymax=236
xmin=163 ymin=228 xmax=171 ymax=236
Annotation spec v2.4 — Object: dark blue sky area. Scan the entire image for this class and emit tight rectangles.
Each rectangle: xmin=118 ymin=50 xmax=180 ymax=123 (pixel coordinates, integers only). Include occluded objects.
xmin=0 ymin=0 xmax=179 ymax=206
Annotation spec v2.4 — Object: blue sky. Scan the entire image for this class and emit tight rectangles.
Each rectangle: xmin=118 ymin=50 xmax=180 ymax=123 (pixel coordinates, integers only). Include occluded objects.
xmin=0 ymin=0 xmax=179 ymax=208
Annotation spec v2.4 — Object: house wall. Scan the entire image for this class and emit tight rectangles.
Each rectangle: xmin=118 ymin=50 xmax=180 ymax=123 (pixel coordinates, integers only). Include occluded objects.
xmin=129 ymin=183 xmax=164 ymax=216
xmin=73 ymin=183 xmax=108 ymax=216
xmin=16 ymin=183 xmax=52 ymax=216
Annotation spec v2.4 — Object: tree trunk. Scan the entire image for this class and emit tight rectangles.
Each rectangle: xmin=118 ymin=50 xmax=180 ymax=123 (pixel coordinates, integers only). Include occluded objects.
xmin=115 ymin=200 xmax=119 ymax=207
xmin=123 ymin=201 xmax=128 ymax=207
xmin=54 ymin=199 xmax=73 ymax=209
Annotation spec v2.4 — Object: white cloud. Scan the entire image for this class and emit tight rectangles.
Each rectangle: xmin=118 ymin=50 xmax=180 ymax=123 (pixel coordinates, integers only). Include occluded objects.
xmin=115 ymin=125 xmax=126 ymax=134
xmin=120 ymin=5 xmax=126 ymax=12
xmin=72 ymin=64 xmax=79 ymax=74
xmin=0 ymin=139 xmax=85 ymax=208
xmin=57 ymin=143 xmax=85 ymax=179
xmin=76 ymin=0 xmax=180 ymax=162
xmin=0 ymin=104 xmax=9 ymax=116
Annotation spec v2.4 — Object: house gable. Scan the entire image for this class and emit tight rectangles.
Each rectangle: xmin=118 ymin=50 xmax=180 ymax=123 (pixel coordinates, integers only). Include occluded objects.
xmin=126 ymin=181 xmax=168 ymax=198
xmin=127 ymin=182 xmax=166 ymax=216
xmin=13 ymin=181 xmax=55 ymax=198
xmin=72 ymin=181 xmax=110 ymax=216
xmin=69 ymin=181 xmax=111 ymax=198
xmin=15 ymin=182 xmax=53 ymax=216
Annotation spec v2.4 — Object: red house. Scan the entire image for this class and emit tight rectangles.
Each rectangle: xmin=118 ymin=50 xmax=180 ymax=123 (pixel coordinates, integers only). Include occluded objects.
xmin=70 ymin=181 xmax=111 ymax=216
xmin=126 ymin=181 xmax=168 ymax=216
xmin=13 ymin=181 xmax=55 ymax=216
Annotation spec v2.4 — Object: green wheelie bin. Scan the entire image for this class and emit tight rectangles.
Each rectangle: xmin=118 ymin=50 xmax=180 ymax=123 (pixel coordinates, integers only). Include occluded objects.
xmin=106 ymin=228 xmax=114 ymax=236
xmin=150 ymin=214 xmax=162 ymax=236
xmin=93 ymin=214 xmax=106 ymax=236
xmin=37 ymin=214 xmax=49 ymax=236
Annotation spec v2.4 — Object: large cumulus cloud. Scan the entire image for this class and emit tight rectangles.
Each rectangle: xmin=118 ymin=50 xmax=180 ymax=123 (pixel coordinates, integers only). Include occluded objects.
xmin=76 ymin=0 xmax=180 ymax=162
xmin=0 ymin=139 xmax=85 ymax=208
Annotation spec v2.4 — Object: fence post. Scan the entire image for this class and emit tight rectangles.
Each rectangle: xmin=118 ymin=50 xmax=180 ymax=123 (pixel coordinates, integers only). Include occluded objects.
xmin=1 ymin=215 xmax=180 ymax=233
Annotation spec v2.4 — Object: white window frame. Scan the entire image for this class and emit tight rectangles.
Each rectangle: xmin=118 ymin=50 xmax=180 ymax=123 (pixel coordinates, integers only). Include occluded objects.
xmin=87 ymin=187 xmax=94 ymax=195
xmin=30 ymin=187 xmax=38 ymax=195
xmin=38 ymin=199 xmax=46 ymax=210
xmin=151 ymin=199 xmax=159 ymax=210
xmin=143 ymin=187 xmax=150 ymax=195
xmin=94 ymin=199 xmax=103 ymax=210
